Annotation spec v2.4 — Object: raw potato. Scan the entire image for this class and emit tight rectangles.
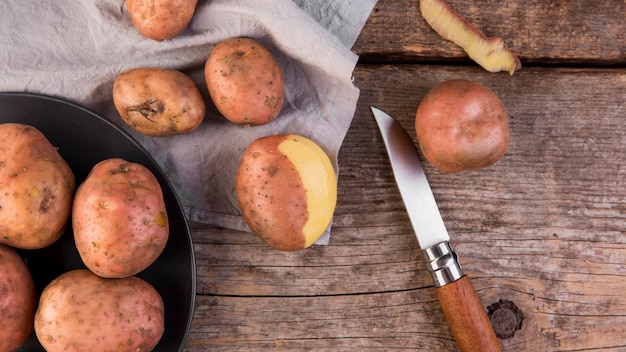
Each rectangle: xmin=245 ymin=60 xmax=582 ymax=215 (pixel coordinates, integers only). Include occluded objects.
xmin=0 ymin=123 xmax=75 ymax=249
xmin=126 ymin=0 xmax=198 ymax=41
xmin=35 ymin=269 xmax=164 ymax=352
xmin=73 ymin=158 xmax=169 ymax=278
xmin=113 ymin=67 xmax=206 ymax=137
xmin=415 ymin=79 xmax=510 ymax=173
xmin=205 ymin=37 xmax=285 ymax=126
xmin=236 ymin=134 xmax=337 ymax=251
xmin=0 ymin=244 xmax=37 ymax=352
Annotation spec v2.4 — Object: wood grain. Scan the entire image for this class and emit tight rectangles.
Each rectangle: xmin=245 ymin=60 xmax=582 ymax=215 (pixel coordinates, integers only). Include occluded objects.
xmin=436 ymin=276 xmax=502 ymax=352
xmin=354 ymin=0 xmax=626 ymax=66
xmin=186 ymin=1 xmax=626 ymax=350
xmin=186 ymin=65 xmax=626 ymax=351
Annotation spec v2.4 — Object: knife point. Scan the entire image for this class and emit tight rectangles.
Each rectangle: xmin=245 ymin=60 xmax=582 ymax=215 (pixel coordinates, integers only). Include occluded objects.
xmin=372 ymin=108 xmax=450 ymax=248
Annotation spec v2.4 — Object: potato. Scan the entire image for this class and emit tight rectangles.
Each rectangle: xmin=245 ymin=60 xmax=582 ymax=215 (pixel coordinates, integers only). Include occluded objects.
xmin=0 ymin=123 xmax=75 ymax=249
xmin=0 ymin=244 xmax=37 ymax=352
xmin=35 ymin=269 xmax=164 ymax=352
xmin=236 ymin=134 xmax=337 ymax=251
xmin=415 ymin=79 xmax=510 ymax=173
xmin=205 ymin=37 xmax=285 ymax=126
xmin=113 ymin=67 xmax=206 ymax=137
xmin=73 ymin=158 xmax=168 ymax=278
xmin=126 ymin=0 xmax=198 ymax=41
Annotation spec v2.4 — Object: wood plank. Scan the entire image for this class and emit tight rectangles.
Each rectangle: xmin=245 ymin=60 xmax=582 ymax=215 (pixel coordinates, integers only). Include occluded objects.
xmin=186 ymin=65 xmax=626 ymax=351
xmin=354 ymin=0 xmax=626 ymax=65
xmin=186 ymin=291 xmax=461 ymax=351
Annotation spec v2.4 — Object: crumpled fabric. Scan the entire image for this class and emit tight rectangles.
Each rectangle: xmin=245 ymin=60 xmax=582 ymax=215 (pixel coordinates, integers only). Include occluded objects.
xmin=0 ymin=0 xmax=377 ymax=245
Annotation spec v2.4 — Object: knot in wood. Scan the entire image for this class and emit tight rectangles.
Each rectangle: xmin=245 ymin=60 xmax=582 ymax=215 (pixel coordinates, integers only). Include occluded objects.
xmin=487 ymin=299 xmax=523 ymax=339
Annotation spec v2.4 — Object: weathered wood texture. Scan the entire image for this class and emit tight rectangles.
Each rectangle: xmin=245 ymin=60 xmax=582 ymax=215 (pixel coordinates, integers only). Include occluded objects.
xmin=186 ymin=65 xmax=626 ymax=351
xmin=354 ymin=0 xmax=626 ymax=66
xmin=186 ymin=0 xmax=626 ymax=350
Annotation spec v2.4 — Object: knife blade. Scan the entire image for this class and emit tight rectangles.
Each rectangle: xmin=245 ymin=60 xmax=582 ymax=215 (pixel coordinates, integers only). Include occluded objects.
xmin=371 ymin=106 xmax=501 ymax=352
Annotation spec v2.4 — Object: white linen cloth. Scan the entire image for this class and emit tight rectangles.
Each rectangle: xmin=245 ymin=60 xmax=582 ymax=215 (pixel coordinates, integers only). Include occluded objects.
xmin=0 ymin=0 xmax=377 ymax=245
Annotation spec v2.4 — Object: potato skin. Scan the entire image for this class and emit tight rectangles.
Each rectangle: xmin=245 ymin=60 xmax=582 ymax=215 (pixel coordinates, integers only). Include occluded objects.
xmin=126 ymin=0 xmax=198 ymax=41
xmin=0 ymin=244 xmax=37 ymax=352
xmin=205 ymin=37 xmax=285 ymax=126
xmin=35 ymin=269 xmax=164 ymax=352
xmin=113 ymin=67 xmax=206 ymax=137
xmin=236 ymin=134 xmax=308 ymax=250
xmin=415 ymin=79 xmax=510 ymax=173
xmin=73 ymin=158 xmax=169 ymax=278
xmin=0 ymin=123 xmax=75 ymax=249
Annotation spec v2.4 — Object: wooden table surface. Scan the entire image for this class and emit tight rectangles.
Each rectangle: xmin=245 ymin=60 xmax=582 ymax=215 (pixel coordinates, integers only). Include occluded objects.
xmin=185 ymin=1 xmax=626 ymax=351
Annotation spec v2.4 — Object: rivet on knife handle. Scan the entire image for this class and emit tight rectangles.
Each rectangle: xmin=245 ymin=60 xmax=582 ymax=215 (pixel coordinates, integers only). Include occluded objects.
xmin=422 ymin=241 xmax=463 ymax=287
xmin=424 ymin=242 xmax=501 ymax=351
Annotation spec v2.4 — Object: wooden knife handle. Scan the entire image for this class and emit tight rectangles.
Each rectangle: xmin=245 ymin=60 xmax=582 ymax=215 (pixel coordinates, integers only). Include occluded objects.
xmin=435 ymin=275 xmax=502 ymax=352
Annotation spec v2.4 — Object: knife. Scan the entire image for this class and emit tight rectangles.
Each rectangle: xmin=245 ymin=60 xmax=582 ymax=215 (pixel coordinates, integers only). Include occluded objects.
xmin=371 ymin=106 xmax=502 ymax=352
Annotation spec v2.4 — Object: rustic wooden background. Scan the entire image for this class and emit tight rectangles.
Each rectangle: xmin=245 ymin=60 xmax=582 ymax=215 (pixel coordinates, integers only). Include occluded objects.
xmin=185 ymin=0 xmax=626 ymax=351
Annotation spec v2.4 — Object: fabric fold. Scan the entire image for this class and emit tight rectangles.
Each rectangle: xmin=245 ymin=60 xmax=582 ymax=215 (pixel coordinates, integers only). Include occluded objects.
xmin=0 ymin=0 xmax=378 ymax=245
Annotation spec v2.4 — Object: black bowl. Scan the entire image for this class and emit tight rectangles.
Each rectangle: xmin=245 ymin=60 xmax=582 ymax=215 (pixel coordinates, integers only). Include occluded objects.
xmin=0 ymin=92 xmax=196 ymax=352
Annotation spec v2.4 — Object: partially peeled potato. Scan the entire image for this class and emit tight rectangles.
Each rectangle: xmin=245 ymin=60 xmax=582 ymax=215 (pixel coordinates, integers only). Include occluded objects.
xmin=236 ymin=134 xmax=337 ymax=251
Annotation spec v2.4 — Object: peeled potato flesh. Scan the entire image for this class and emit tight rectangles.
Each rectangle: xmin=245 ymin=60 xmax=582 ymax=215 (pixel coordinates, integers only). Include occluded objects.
xmin=236 ymin=134 xmax=337 ymax=251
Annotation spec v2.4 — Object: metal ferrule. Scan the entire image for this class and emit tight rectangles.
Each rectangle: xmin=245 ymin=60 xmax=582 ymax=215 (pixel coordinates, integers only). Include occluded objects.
xmin=422 ymin=241 xmax=464 ymax=287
